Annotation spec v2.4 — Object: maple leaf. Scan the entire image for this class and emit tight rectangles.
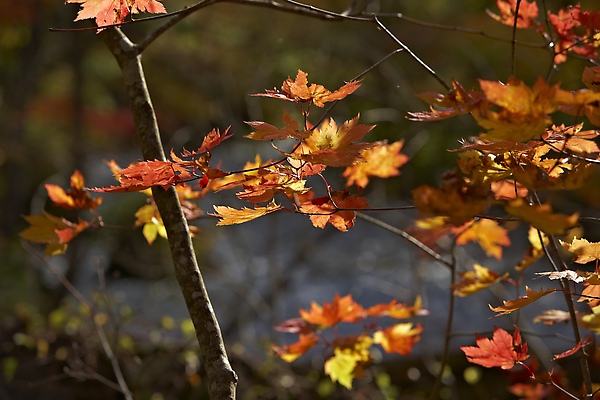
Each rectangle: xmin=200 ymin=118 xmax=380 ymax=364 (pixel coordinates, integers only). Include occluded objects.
xmin=487 ymin=0 xmax=539 ymax=29
xmin=343 ymin=140 xmax=408 ymax=188
xmin=460 ymin=326 xmax=529 ymax=369
xmin=273 ymin=333 xmax=319 ymax=363
xmin=408 ymin=79 xmax=485 ymax=121
xmin=579 ymin=284 xmax=600 ymax=308
xmin=245 ymin=110 xmax=309 ymax=141
xmin=556 ymin=88 xmax=600 ymax=126
xmin=490 ymin=286 xmax=557 ymax=316
xmin=324 ymin=335 xmax=372 ymax=389
xmin=453 ymin=263 xmax=509 ymax=297
xmin=291 ymin=115 xmax=375 ymax=167
xmin=504 ymin=199 xmax=579 ymax=236
xmin=581 ymin=305 xmax=600 ymax=332
xmin=516 ymin=227 xmax=548 ymax=271
xmin=91 ymin=160 xmax=193 ymax=193
xmin=548 ymin=5 xmax=600 ymax=63
xmin=560 ymin=237 xmax=600 ymax=264
xmin=134 ymin=204 xmax=167 ymax=244
xmin=490 ymin=179 xmax=528 ymax=200
xmin=373 ymin=323 xmax=423 ymax=356
xmin=45 ymin=170 xmax=103 ymax=210
xmin=211 ymin=201 xmax=283 ymax=226
xmin=365 ymin=296 xmax=428 ymax=319
xmin=474 ymin=77 xmax=557 ymax=141
xmin=299 ymin=294 xmax=365 ymax=328
xmin=299 ymin=192 xmax=369 ymax=232
xmin=66 ymin=0 xmax=166 ymax=28
xmin=455 ymin=219 xmax=511 ymax=259
xmin=412 ymin=170 xmax=490 ymax=226
xmin=195 ymin=127 xmax=233 ymax=154
xmin=253 ymin=70 xmax=361 ymax=108
xmin=20 ymin=212 xmax=89 ymax=256
xmin=582 ymin=66 xmax=600 ymax=91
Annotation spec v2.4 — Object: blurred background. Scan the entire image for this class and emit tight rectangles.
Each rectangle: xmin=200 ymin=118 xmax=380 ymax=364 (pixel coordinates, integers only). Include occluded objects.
xmin=1 ymin=0 xmax=599 ymax=398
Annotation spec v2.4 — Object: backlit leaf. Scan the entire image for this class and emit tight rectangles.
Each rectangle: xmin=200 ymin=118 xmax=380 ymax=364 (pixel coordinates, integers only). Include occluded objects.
xmin=343 ymin=140 xmax=408 ymax=188
xmin=299 ymin=192 xmax=368 ymax=232
xmin=66 ymin=0 xmax=166 ymax=28
xmin=373 ymin=323 xmax=423 ymax=355
xmin=212 ymin=201 xmax=283 ymax=226
xmin=273 ymin=333 xmax=319 ymax=363
xmin=505 ymin=199 xmax=579 ymax=236
xmin=490 ymin=287 xmax=557 ymax=316
xmin=460 ymin=326 xmax=529 ymax=369
xmin=45 ymin=170 xmax=102 ymax=210
xmin=455 ymin=219 xmax=511 ymax=259
xmin=299 ymin=293 xmax=365 ymax=328
xmin=487 ymin=0 xmax=539 ymax=29
xmin=560 ymin=237 xmax=600 ymax=264
xmin=453 ymin=263 xmax=509 ymax=297
xmin=324 ymin=338 xmax=372 ymax=389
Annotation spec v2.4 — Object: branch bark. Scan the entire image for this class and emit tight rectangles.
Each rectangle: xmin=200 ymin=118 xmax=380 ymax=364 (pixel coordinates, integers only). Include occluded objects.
xmin=99 ymin=27 xmax=237 ymax=400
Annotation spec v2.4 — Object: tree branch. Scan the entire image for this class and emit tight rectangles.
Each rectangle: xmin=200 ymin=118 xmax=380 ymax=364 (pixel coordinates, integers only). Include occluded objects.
xmin=99 ymin=27 xmax=237 ymax=400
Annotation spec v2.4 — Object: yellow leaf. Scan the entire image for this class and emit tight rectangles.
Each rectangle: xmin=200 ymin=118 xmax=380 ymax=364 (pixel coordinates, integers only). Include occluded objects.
xmin=324 ymin=336 xmax=372 ymax=390
xmin=505 ymin=199 xmax=579 ymax=236
xmin=560 ymin=237 xmax=600 ymax=264
xmin=453 ymin=264 xmax=509 ymax=296
xmin=516 ymin=227 xmax=548 ymax=271
xmin=212 ymin=201 xmax=283 ymax=226
xmin=455 ymin=219 xmax=511 ymax=259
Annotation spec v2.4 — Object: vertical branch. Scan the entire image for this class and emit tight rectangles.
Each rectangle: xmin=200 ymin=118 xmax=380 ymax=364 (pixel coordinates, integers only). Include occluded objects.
xmin=99 ymin=27 xmax=237 ymax=400
xmin=511 ymin=0 xmax=522 ymax=76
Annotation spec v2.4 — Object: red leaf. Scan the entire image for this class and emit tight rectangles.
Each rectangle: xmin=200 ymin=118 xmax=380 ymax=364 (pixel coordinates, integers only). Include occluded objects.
xmin=66 ymin=0 xmax=166 ymax=28
xmin=461 ymin=326 xmax=529 ymax=369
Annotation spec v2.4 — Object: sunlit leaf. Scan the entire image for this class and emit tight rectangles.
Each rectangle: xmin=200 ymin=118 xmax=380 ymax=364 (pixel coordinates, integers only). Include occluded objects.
xmin=373 ymin=323 xmax=423 ymax=355
xmin=461 ymin=326 xmax=529 ymax=369
xmin=490 ymin=287 xmax=557 ymax=316
xmin=212 ymin=201 xmax=283 ymax=226
xmin=343 ymin=140 xmax=408 ymax=188
xmin=453 ymin=263 xmax=509 ymax=297
xmin=504 ymin=199 xmax=579 ymax=236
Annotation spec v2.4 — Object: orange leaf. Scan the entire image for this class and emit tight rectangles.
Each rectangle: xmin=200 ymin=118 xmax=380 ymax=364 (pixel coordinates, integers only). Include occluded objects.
xmin=299 ymin=192 xmax=368 ymax=232
xmin=91 ymin=160 xmax=193 ymax=193
xmin=487 ymin=0 xmax=539 ymax=29
xmin=455 ymin=219 xmax=511 ymax=259
xmin=453 ymin=263 xmax=509 ymax=297
xmin=553 ymin=336 xmax=593 ymax=360
xmin=46 ymin=170 xmax=102 ymax=210
xmin=299 ymin=294 xmax=365 ymax=328
xmin=66 ymin=0 xmax=166 ymax=28
xmin=490 ymin=286 xmax=557 ymax=316
xmin=412 ymin=171 xmax=490 ymax=226
xmin=373 ymin=323 xmax=423 ymax=355
xmin=253 ymin=70 xmax=361 ymax=108
xmin=245 ymin=110 xmax=308 ymax=141
xmin=505 ymin=199 xmax=579 ymax=236
xmin=460 ymin=326 xmax=529 ymax=369
xmin=343 ymin=140 xmax=408 ymax=187
xmin=273 ymin=333 xmax=319 ymax=362
xmin=408 ymin=79 xmax=484 ymax=122
xmin=211 ymin=201 xmax=283 ymax=226
xmin=582 ymin=66 xmax=600 ymax=91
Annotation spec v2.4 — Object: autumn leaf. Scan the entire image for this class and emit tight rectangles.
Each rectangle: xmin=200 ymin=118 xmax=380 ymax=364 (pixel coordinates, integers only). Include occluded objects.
xmin=253 ymin=70 xmax=361 ymax=108
xmin=324 ymin=335 xmax=372 ymax=389
xmin=134 ymin=204 xmax=167 ymax=244
xmin=195 ymin=127 xmax=234 ymax=154
xmin=553 ymin=336 xmax=593 ymax=360
xmin=412 ymin=170 xmax=490 ymax=226
xmin=460 ymin=326 xmax=529 ymax=369
xmin=504 ymin=199 xmax=579 ymax=236
xmin=20 ymin=212 xmax=89 ymax=256
xmin=66 ymin=0 xmax=166 ymax=28
xmin=474 ymin=77 xmax=557 ymax=141
xmin=455 ymin=219 xmax=511 ymax=259
xmin=365 ymin=296 xmax=428 ymax=319
xmin=91 ymin=160 xmax=193 ymax=193
xmin=373 ymin=323 xmax=423 ymax=355
xmin=560 ymin=237 xmax=600 ymax=264
xmin=408 ymin=79 xmax=484 ymax=122
xmin=245 ymin=110 xmax=309 ymax=141
xmin=582 ymin=66 xmax=600 ymax=91
xmin=273 ymin=333 xmax=319 ymax=362
xmin=533 ymin=309 xmax=571 ymax=325
xmin=516 ymin=228 xmax=548 ymax=272
xmin=45 ymin=170 xmax=102 ymax=210
xmin=299 ymin=293 xmax=365 ymax=328
xmin=580 ymin=305 xmax=600 ymax=332
xmin=487 ymin=0 xmax=539 ymax=29
xmin=453 ymin=263 xmax=509 ymax=297
xmin=211 ymin=201 xmax=283 ymax=226
xmin=299 ymin=192 xmax=369 ymax=232
xmin=579 ymin=284 xmax=600 ymax=308
xmin=343 ymin=140 xmax=409 ymax=188
xmin=490 ymin=287 xmax=557 ymax=316
xmin=291 ymin=115 xmax=375 ymax=167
